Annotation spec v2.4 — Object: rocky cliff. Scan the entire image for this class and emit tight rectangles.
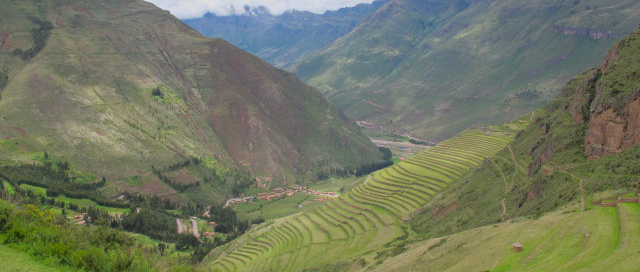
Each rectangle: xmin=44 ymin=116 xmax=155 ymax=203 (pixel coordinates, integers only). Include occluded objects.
xmin=585 ymin=31 xmax=640 ymax=159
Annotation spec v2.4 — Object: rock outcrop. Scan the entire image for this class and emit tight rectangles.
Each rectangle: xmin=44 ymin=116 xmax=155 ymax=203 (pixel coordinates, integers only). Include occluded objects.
xmin=585 ymin=99 xmax=640 ymax=159
xmin=584 ymin=31 xmax=640 ymax=160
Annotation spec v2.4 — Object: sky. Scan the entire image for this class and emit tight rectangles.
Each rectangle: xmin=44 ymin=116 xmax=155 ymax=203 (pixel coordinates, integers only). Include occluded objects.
xmin=146 ymin=0 xmax=374 ymax=19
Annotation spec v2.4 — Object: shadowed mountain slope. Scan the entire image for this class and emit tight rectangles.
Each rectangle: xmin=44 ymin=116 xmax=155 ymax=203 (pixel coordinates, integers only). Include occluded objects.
xmin=0 ymin=0 xmax=384 ymax=196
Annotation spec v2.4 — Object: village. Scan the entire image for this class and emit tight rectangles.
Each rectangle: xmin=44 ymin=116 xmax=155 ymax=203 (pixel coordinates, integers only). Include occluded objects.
xmin=224 ymin=184 xmax=340 ymax=208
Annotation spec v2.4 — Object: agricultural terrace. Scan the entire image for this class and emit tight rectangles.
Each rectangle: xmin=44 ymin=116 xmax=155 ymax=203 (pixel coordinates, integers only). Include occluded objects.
xmin=207 ymin=128 xmax=513 ymax=271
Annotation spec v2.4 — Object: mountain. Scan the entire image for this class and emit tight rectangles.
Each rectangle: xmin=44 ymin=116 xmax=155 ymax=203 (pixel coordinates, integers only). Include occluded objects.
xmin=206 ymin=30 xmax=640 ymax=271
xmin=183 ymin=0 xmax=389 ymax=68
xmin=411 ymin=28 xmax=640 ymax=244
xmin=0 ymin=0 xmax=385 ymax=201
xmin=296 ymin=0 xmax=640 ymax=141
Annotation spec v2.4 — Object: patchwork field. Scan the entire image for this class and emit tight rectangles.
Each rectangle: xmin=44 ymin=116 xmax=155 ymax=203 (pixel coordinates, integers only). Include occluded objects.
xmin=206 ymin=128 xmax=512 ymax=271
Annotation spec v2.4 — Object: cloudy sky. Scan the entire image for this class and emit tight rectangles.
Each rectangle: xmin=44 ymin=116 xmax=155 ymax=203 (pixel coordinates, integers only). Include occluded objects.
xmin=146 ymin=0 xmax=374 ymax=19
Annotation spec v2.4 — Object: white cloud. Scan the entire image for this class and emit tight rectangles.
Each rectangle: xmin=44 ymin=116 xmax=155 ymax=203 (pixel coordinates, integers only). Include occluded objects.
xmin=146 ymin=0 xmax=374 ymax=19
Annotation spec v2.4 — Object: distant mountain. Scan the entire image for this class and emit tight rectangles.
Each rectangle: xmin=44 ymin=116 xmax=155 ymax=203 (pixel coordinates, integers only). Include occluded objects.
xmin=296 ymin=0 xmax=640 ymax=141
xmin=0 ymin=0 xmax=384 ymax=200
xmin=183 ymin=1 xmax=389 ymax=68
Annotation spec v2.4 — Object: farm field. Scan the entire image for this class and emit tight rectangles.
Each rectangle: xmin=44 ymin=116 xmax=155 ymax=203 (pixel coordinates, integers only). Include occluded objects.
xmin=234 ymin=193 xmax=325 ymax=222
xmin=371 ymin=203 xmax=640 ymax=272
xmin=206 ymin=127 xmax=513 ymax=271
xmin=18 ymin=184 xmax=130 ymax=215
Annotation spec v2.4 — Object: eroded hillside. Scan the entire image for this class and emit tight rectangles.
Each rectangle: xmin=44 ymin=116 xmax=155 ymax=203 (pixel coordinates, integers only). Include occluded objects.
xmin=0 ymin=0 xmax=384 ymax=199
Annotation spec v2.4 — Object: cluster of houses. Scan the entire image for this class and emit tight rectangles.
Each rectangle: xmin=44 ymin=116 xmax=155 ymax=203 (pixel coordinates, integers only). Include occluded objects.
xmin=225 ymin=196 xmax=256 ymax=207
xmin=72 ymin=213 xmax=88 ymax=225
xmin=224 ymin=185 xmax=340 ymax=207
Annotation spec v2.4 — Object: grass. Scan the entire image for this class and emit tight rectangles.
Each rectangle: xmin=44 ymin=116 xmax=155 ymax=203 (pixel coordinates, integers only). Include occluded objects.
xmin=310 ymin=176 xmax=363 ymax=193
xmin=2 ymin=181 xmax=15 ymax=195
xmin=0 ymin=245 xmax=74 ymax=272
xmin=234 ymin=193 xmax=325 ymax=222
xmin=370 ymin=203 xmax=640 ymax=272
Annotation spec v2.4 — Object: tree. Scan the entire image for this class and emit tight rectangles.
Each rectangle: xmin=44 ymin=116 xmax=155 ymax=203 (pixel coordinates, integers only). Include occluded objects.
xmin=175 ymin=233 xmax=200 ymax=251
xmin=152 ymin=87 xmax=164 ymax=98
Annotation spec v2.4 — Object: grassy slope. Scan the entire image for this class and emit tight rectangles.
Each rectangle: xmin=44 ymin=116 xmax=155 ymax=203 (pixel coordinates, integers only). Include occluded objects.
xmin=0 ymin=0 xmax=383 ymax=197
xmin=373 ymin=203 xmax=640 ymax=272
xmin=204 ymin=127 xmax=513 ymax=271
xmin=296 ymin=0 xmax=640 ymax=141
xmin=0 ymin=245 xmax=74 ymax=272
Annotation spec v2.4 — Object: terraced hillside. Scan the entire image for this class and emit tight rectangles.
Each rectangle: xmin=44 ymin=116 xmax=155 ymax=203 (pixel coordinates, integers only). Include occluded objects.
xmin=372 ymin=202 xmax=640 ymax=272
xmin=206 ymin=129 xmax=512 ymax=271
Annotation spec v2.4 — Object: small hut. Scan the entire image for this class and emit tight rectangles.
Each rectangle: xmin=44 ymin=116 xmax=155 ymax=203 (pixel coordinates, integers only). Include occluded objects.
xmin=512 ymin=242 xmax=523 ymax=252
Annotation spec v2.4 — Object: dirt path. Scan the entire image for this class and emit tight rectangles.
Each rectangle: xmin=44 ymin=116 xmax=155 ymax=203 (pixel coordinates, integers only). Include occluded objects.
xmin=489 ymin=159 xmax=510 ymax=221
xmin=176 ymin=219 xmax=187 ymax=234
xmin=559 ymin=170 xmax=587 ymax=211
xmin=191 ymin=218 xmax=199 ymax=237
xmin=501 ymin=199 xmax=507 ymax=221
xmin=508 ymin=145 xmax=527 ymax=173
xmin=489 ymin=159 xmax=510 ymax=194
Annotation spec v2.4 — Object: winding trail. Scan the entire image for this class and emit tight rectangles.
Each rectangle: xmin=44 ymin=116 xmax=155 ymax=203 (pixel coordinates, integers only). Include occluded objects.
xmin=508 ymin=145 xmax=526 ymax=173
xmin=489 ymin=158 xmax=510 ymax=221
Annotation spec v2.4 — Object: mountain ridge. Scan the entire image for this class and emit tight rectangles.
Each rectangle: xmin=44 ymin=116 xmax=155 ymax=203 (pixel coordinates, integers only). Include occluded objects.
xmin=296 ymin=0 xmax=640 ymax=142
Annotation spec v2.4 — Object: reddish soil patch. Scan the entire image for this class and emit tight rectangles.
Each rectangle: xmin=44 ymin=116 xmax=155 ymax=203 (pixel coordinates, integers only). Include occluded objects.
xmin=165 ymin=169 xmax=199 ymax=185
xmin=526 ymin=181 xmax=543 ymax=202
xmin=432 ymin=202 xmax=459 ymax=218
xmin=72 ymin=6 xmax=94 ymax=16
xmin=1 ymin=33 xmax=12 ymax=51
xmin=8 ymin=126 xmax=27 ymax=136
xmin=2 ymin=136 xmax=12 ymax=140
xmin=167 ymin=146 xmax=187 ymax=160
xmin=95 ymin=130 xmax=104 ymax=136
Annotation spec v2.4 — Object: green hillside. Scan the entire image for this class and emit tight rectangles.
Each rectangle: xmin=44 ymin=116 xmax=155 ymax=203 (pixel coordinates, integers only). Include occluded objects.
xmin=205 ymin=127 xmax=514 ymax=271
xmin=0 ymin=0 xmax=385 ymax=200
xmin=296 ymin=0 xmax=640 ymax=141
xmin=373 ymin=203 xmax=640 ymax=272
xmin=410 ymin=31 xmax=640 ymax=239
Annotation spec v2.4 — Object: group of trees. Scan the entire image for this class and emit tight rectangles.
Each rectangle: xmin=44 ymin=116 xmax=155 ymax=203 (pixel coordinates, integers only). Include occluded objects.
xmin=0 ymin=70 xmax=7 ymax=90
xmin=13 ymin=17 xmax=53 ymax=60
xmin=316 ymin=147 xmax=395 ymax=179
xmin=0 ymin=161 xmax=126 ymax=210
xmin=119 ymin=208 xmax=178 ymax=241
xmin=409 ymin=139 xmax=435 ymax=146
xmin=208 ymin=205 xmax=250 ymax=234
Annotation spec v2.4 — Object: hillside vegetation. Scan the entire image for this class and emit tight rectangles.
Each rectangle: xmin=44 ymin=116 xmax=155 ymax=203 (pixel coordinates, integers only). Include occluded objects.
xmin=411 ymin=31 xmax=640 ymax=239
xmin=296 ymin=0 xmax=640 ymax=141
xmin=0 ymin=0 xmax=385 ymax=200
